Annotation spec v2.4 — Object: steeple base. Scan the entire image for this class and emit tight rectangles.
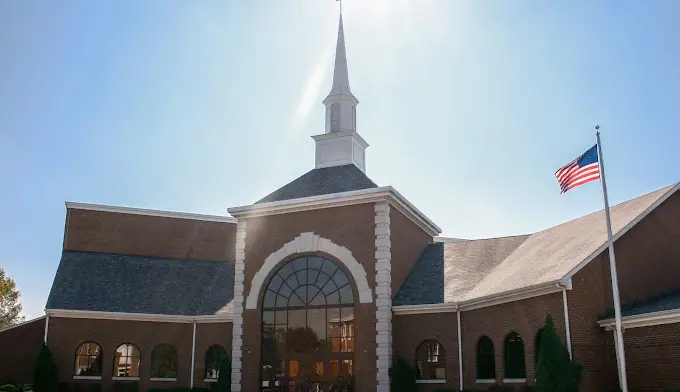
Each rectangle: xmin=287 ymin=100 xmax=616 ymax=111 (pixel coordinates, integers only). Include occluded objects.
xmin=313 ymin=130 xmax=368 ymax=173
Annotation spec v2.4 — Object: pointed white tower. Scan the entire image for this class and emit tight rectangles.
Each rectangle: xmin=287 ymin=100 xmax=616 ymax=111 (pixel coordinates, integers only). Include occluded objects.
xmin=313 ymin=13 xmax=369 ymax=173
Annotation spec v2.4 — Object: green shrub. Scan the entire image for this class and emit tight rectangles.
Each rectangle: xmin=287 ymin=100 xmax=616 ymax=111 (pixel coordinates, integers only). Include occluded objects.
xmin=33 ymin=344 xmax=58 ymax=392
xmin=536 ymin=316 xmax=581 ymax=392
xmin=0 ymin=385 xmax=20 ymax=392
xmin=216 ymin=357 xmax=231 ymax=392
xmin=389 ymin=357 xmax=417 ymax=392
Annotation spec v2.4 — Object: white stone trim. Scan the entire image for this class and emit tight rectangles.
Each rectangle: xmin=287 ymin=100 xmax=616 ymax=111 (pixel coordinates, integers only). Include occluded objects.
xmin=415 ymin=379 xmax=446 ymax=384
xmin=228 ymin=186 xmax=441 ymax=237
xmin=73 ymin=376 xmax=101 ymax=380
xmin=44 ymin=309 xmax=233 ymax=323
xmin=150 ymin=378 xmax=177 ymax=382
xmin=503 ymin=378 xmax=527 ymax=383
xmin=598 ymin=307 xmax=680 ymax=330
xmin=204 ymin=379 xmax=218 ymax=383
xmin=112 ymin=377 xmax=139 ymax=381
xmin=245 ymin=232 xmax=372 ymax=309
xmin=231 ymin=219 xmax=247 ymax=392
xmin=375 ymin=202 xmax=392 ymax=392
xmin=476 ymin=379 xmax=496 ymax=384
xmin=65 ymin=201 xmax=237 ymax=223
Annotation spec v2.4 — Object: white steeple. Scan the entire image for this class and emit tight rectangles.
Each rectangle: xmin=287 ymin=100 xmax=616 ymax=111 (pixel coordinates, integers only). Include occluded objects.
xmin=313 ymin=13 xmax=368 ymax=172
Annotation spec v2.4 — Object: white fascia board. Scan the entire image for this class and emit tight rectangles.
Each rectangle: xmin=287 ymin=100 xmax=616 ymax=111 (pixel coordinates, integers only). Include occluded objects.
xmin=561 ymin=183 xmax=679 ymax=282
xmin=45 ymin=309 xmax=233 ymax=323
xmin=393 ymin=281 xmax=567 ymax=315
xmin=598 ymin=308 xmax=680 ymax=330
xmin=460 ymin=281 xmax=564 ymax=311
xmin=393 ymin=303 xmax=458 ymax=315
xmin=228 ymin=186 xmax=441 ymax=236
xmin=65 ymin=202 xmax=237 ymax=224
xmin=0 ymin=315 xmax=46 ymax=333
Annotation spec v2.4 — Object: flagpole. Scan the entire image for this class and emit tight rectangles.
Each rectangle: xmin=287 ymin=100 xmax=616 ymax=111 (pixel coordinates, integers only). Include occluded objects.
xmin=595 ymin=126 xmax=628 ymax=392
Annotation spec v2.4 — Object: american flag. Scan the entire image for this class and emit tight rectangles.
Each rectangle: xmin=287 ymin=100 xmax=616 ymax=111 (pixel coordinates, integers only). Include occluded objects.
xmin=555 ymin=144 xmax=600 ymax=193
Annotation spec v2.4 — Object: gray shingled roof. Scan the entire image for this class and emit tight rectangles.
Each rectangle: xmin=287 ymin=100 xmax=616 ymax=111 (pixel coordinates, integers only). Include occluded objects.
xmin=396 ymin=184 xmax=679 ymax=306
xmin=46 ymin=251 xmax=234 ymax=316
xmin=256 ymin=164 xmax=378 ymax=204
xmin=602 ymin=290 xmax=680 ymax=319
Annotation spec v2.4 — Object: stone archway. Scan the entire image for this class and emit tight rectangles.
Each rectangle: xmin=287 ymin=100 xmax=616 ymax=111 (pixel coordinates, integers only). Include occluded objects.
xmin=245 ymin=232 xmax=372 ymax=310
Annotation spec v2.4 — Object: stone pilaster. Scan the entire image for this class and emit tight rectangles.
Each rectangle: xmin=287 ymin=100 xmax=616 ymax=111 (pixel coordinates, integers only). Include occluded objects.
xmin=374 ymin=202 xmax=392 ymax=392
xmin=231 ymin=219 xmax=247 ymax=392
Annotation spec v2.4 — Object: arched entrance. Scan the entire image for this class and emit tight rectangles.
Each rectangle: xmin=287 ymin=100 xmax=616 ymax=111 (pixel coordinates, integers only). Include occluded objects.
xmin=260 ymin=255 xmax=355 ymax=392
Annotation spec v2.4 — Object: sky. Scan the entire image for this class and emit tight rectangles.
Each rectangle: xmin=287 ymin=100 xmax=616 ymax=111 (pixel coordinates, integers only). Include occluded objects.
xmin=1 ymin=0 xmax=678 ymax=319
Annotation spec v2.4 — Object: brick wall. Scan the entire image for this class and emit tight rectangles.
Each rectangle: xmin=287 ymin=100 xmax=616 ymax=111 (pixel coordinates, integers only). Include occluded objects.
xmin=0 ymin=317 xmax=46 ymax=384
xmin=389 ymin=209 xmax=432 ymax=298
xmin=47 ymin=317 xmax=231 ymax=392
xmin=611 ymin=192 xmax=680 ymax=305
xmin=240 ymin=204 xmax=377 ymax=392
xmin=393 ymin=313 xmax=460 ymax=391
xmin=64 ymin=208 xmax=236 ymax=262
xmin=622 ymin=323 xmax=680 ymax=392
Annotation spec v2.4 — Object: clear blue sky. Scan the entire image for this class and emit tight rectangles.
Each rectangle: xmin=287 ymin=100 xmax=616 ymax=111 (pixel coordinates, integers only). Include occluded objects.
xmin=1 ymin=0 xmax=678 ymax=319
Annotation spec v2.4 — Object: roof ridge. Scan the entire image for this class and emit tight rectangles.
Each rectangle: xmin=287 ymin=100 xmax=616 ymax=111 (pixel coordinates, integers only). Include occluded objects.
xmin=437 ymin=233 xmax=532 ymax=242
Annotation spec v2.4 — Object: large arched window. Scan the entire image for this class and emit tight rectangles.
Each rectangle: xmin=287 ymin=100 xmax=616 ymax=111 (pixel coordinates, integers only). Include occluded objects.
xmin=205 ymin=345 xmax=227 ymax=380
xmin=150 ymin=344 xmax=178 ymax=379
xmin=74 ymin=342 xmax=103 ymax=376
xmin=535 ymin=328 xmax=544 ymax=367
xmin=261 ymin=256 xmax=355 ymax=385
xmin=416 ymin=341 xmax=445 ymax=380
xmin=476 ymin=336 xmax=495 ymax=380
xmin=113 ymin=343 xmax=141 ymax=378
xmin=504 ymin=332 xmax=526 ymax=379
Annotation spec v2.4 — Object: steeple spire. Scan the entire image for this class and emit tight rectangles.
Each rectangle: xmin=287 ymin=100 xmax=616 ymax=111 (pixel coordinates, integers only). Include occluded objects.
xmin=313 ymin=11 xmax=368 ymax=173
xmin=325 ymin=15 xmax=355 ymax=99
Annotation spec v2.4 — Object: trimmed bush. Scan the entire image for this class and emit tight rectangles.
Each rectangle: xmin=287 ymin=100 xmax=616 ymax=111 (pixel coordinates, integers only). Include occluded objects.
xmin=0 ymin=385 xmax=20 ymax=392
xmin=536 ymin=316 xmax=581 ymax=392
xmin=32 ymin=345 xmax=58 ymax=392
xmin=216 ymin=357 xmax=231 ymax=392
xmin=389 ymin=357 xmax=417 ymax=392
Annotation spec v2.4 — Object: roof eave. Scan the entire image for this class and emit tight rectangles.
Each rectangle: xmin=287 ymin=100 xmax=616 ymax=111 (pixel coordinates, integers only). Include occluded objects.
xmin=228 ymin=186 xmax=441 ymax=236
xmin=45 ymin=309 xmax=234 ymax=323
xmin=66 ymin=202 xmax=237 ymax=224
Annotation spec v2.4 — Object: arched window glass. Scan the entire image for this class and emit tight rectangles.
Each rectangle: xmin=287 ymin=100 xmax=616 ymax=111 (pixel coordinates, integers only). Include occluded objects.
xmin=476 ymin=336 xmax=495 ymax=380
xmin=205 ymin=345 xmax=227 ymax=379
xmin=535 ymin=328 xmax=544 ymax=367
xmin=261 ymin=256 xmax=356 ymax=386
xmin=504 ymin=332 xmax=526 ymax=379
xmin=416 ymin=341 xmax=445 ymax=380
xmin=150 ymin=344 xmax=178 ymax=379
xmin=113 ymin=343 xmax=141 ymax=377
xmin=74 ymin=342 xmax=102 ymax=376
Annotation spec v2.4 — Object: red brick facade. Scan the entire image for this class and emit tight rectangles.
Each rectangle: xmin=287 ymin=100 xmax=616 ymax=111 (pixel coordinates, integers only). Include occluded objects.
xmin=45 ymin=317 xmax=231 ymax=390
xmin=621 ymin=323 xmax=680 ymax=392
xmin=64 ymin=208 xmax=236 ymax=262
xmin=0 ymin=317 xmax=46 ymax=384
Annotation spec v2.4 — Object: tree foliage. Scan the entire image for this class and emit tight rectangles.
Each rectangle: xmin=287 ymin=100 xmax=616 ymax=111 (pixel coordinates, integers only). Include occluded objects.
xmin=390 ymin=357 xmax=417 ymax=392
xmin=536 ymin=316 xmax=582 ymax=392
xmin=0 ymin=268 xmax=24 ymax=329
xmin=217 ymin=356 xmax=231 ymax=392
xmin=33 ymin=344 xmax=58 ymax=392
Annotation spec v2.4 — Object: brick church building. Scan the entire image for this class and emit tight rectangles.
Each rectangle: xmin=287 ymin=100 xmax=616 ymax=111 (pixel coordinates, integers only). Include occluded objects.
xmin=2 ymin=13 xmax=680 ymax=392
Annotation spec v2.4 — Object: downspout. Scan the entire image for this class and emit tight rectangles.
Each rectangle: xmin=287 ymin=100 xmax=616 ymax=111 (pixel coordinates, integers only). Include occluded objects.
xmin=43 ymin=313 xmax=50 ymax=344
xmin=190 ymin=320 xmax=197 ymax=388
xmin=457 ymin=308 xmax=463 ymax=390
xmin=558 ymin=282 xmax=573 ymax=358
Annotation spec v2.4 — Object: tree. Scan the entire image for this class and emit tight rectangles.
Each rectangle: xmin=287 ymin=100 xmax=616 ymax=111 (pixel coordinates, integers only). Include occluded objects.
xmin=217 ymin=356 xmax=231 ymax=392
xmin=390 ymin=357 xmax=417 ymax=392
xmin=536 ymin=315 xmax=582 ymax=392
xmin=33 ymin=344 xmax=58 ymax=392
xmin=0 ymin=268 xmax=24 ymax=328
